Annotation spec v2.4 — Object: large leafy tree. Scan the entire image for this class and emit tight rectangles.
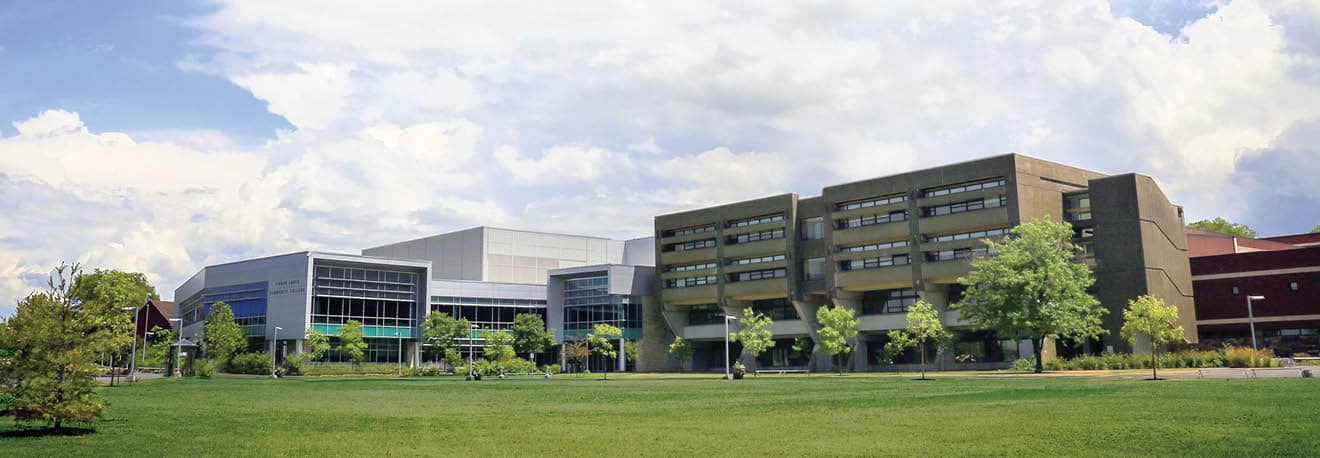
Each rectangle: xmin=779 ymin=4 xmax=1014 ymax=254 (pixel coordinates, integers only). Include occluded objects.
xmin=884 ymin=301 xmax=951 ymax=380
xmin=1120 ymin=295 xmax=1185 ymax=380
xmin=816 ymin=305 xmax=859 ymax=374
xmin=1188 ymin=217 xmax=1258 ymax=238
xmin=510 ymin=313 xmax=555 ymax=363
xmin=204 ymin=301 xmax=245 ymax=367
xmin=587 ymin=323 xmax=623 ymax=379
xmin=0 ymin=264 xmax=105 ymax=429
xmin=731 ymin=307 xmax=774 ymax=372
xmin=338 ymin=320 xmax=368 ymax=366
xmin=68 ymin=268 xmax=159 ymax=383
xmin=956 ymin=218 xmax=1106 ymax=373
xmin=564 ymin=340 xmax=590 ymax=374
xmin=479 ymin=329 xmax=516 ymax=364
xmin=304 ymin=328 xmax=330 ymax=362
xmin=421 ymin=312 xmax=470 ymax=366
xmin=668 ymin=336 xmax=694 ymax=371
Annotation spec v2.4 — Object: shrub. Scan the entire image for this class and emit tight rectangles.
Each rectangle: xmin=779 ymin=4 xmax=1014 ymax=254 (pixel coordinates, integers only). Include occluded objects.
xmin=544 ymin=364 xmax=561 ymax=374
xmin=474 ymin=359 xmax=499 ymax=376
xmin=195 ymin=359 xmax=216 ymax=378
xmin=1225 ymin=346 xmax=1275 ymax=368
xmin=502 ymin=358 xmax=537 ymax=374
xmin=284 ymin=353 xmax=306 ymax=376
xmin=301 ymin=363 xmax=399 ymax=376
xmin=1043 ymin=358 xmax=1065 ymax=371
xmin=1010 ymin=358 xmax=1035 ymax=372
xmin=227 ymin=352 xmax=273 ymax=375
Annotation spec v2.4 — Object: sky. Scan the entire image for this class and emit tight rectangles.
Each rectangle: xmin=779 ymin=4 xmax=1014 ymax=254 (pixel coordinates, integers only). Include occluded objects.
xmin=2 ymin=0 xmax=1319 ymax=315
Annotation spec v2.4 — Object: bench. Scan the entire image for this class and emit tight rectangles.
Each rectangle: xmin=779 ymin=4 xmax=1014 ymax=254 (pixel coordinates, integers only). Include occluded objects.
xmin=1250 ymin=367 xmax=1314 ymax=378
xmin=754 ymin=369 xmax=809 ymax=375
xmin=1197 ymin=368 xmax=1251 ymax=378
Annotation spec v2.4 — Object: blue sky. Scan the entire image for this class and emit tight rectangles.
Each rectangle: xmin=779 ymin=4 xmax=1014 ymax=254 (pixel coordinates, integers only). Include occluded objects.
xmin=2 ymin=0 xmax=1319 ymax=313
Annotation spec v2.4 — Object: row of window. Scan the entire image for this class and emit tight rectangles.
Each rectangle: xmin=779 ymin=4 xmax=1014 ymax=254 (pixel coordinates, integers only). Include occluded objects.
xmin=731 ymin=254 xmax=785 ymax=265
xmin=840 ymin=239 xmax=909 ymax=253
xmin=565 ymin=276 xmax=608 ymax=290
xmin=925 ymin=227 xmax=1008 ymax=244
xmin=664 ymin=238 xmax=716 ymax=252
xmin=429 ymin=304 xmax=546 ymax=332
xmin=922 ymin=178 xmax=1006 ymax=198
xmin=314 ymin=287 xmax=414 ymax=302
xmin=837 ymin=210 xmax=907 ymax=230
xmin=836 ymin=194 xmax=906 ymax=211
xmin=922 ymin=195 xmax=1006 ymax=217
xmin=926 ymin=247 xmax=994 ymax=262
xmin=666 ymin=275 xmax=717 ymax=289
xmin=728 ymin=229 xmax=784 ymax=245
xmin=728 ymin=268 xmax=787 ymax=283
xmin=430 ymin=296 xmax=547 ymax=306
xmin=312 ymin=296 xmax=416 ymax=320
xmin=688 ymin=304 xmax=724 ymax=325
xmin=839 ymin=254 xmax=911 ymax=271
xmin=728 ymin=213 xmax=785 ymax=228
xmin=666 ymin=262 xmax=717 ymax=273
xmin=1231 ymin=282 xmax=1303 ymax=294
xmin=564 ymin=302 xmax=644 ymax=332
xmin=315 ymin=266 xmax=417 ymax=285
xmin=861 ymin=288 xmax=918 ymax=315
xmin=662 ymin=224 xmax=716 ymax=238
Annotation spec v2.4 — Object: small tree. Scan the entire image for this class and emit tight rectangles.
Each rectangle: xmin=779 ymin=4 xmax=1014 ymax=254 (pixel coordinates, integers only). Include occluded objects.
xmin=338 ymin=320 xmax=368 ymax=366
xmin=69 ymin=269 xmax=157 ymax=386
xmin=1120 ymin=295 xmax=1185 ymax=380
xmin=731 ymin=307 xmax=774 ymax=373
xmin=956 ymin=218 xmax=1107 ymax=373
xmin=304 ymin=328 xmax=330 ymax=362
xmin=0 ymin=263 xmax=105 ymax=429
xmin=816 ymin=305 xmax=859 ymax=374
xmin=565 ymin=340 xmax=590 ymax=374
xmin=204 ymin=301 xmax=245 ymax=368
xmin=668 ymin=337 xmax=694 ymax=371
xmin=624 ymin=340 xmax=640 ymax=366
xmin=884 ymin=301 xmax=951 ymax=380
xmin=479 ymin=329 xmax=516 ymax=374
xmin=511 ymin=313 xmax=555 ymax=363
xmin=421 ymin=312 xmax=470 ymax=368
xmin=587 ymin=323 xmax=623 ymax=380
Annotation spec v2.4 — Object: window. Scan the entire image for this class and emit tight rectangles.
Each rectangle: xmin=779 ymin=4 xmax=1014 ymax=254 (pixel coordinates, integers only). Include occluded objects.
xmin=728 ymin=229 xmax=784 ymax=244
xmin=839 ymin=254 xmax=910 ymax=271
xmin=925 ymin=247 xmax=993 ymax=262
xmin=664 ymin=238 xmax=716 ymax=252
xmin=922 ymin=195 xmax=1007 ymax=217
xmin=803 ymin=258 xmax=825 ymax=281
xmin=665 ymin=275 xmax=717 ymax=289
xmin=1232 ymin=286 xmax=1240 ymax=295
xmin=751 ymin=298 xmax=799 ymax=320
xmin=922 ymin=177 xmax=1006 ymax=198
xmin=666 ymin=262 xmax=717 ymax=273
xmin=728 ymin=213 xmax=785 ymax=228
xmin=1290 ymin=282 xmax=1300 ymax=291
xmin=836 ymin=210 xmax=907 ymax=229
xmin=839 ymin=239 xmax=909 ymax=253
xmin=800 ymin=217 xmax=825 ymax=240
xmin=688 ymin=304 xmax=724 ymax=325
xmin=924 ymin=227 xmax=1008 ymax=244
xmin=861 ymin=288 xmax=918 ymax=315
xmin=1065 ymin=192 xmax=1092 ymax=222
xmin=663 ymin=224 xmax=716 ymax=238
xmin=835 ymin=194 xmax=906 ymax=211
xmin=728 ymin=268 xmax=787 ymax=282
xmin=729 ymin=254 xmax=786 ymax=265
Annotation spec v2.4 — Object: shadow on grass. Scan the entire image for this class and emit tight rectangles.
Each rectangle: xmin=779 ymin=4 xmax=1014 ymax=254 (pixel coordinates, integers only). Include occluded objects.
xmin=0 ymin=427 xmax=95 ymax=438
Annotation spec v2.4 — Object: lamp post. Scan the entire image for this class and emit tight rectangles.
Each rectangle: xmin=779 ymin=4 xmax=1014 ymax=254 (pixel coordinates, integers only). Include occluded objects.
xmin=168 ymin=318 xmax=182 ymax=377
xmin=141 ymin=331 xmax=153 ymax=381
xmin=271 ymin=326 xmax=283 ymax=378
xmin=120 ymin=306 xmax=137 ymax=385
xmin=724 ymin=315 xmax=739 ymax=380
xmin=1246 ymin=295 xmax=1265 ymax=351
xmin=394 ymin=330 xmax=402 ymax=374
xmin=469 ymin=324 xmax=479 ymax=380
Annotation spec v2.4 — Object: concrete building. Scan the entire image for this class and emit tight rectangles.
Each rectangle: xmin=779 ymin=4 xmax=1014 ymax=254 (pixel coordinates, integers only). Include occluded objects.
xmin=1189 ymin=231 xmax=1320 ymax=356
xmin=653 ymin=154 xmax=1195 ymax=372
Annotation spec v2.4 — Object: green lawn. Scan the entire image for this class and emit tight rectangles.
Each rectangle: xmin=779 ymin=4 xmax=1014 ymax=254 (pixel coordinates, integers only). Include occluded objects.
xmin=3 ymin=374 xmax=1317 ymax=456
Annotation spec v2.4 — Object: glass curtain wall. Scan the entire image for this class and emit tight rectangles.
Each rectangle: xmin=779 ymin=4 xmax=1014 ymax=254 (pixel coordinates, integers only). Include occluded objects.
xmin=311 ymin=263 xmax=419 ymax=363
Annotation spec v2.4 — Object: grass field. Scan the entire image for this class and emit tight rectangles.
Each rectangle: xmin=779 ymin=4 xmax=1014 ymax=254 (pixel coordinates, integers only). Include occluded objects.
xmin=2 ymin=373 xmax=1317 ymax=456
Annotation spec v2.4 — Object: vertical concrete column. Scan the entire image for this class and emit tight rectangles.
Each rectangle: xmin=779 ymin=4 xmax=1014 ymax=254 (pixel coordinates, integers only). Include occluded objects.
xmin=920 ymin=285 xmax=951 ymax=370
xmin=618 ymin=336 xmax=626 ymax=372
xmin=722 ymin=299 xmax=750 ymax=369
xmin=790 ymin=299 xmax=824 ymax=372
xmin=831 ymin=294 xmax=863 ymax=372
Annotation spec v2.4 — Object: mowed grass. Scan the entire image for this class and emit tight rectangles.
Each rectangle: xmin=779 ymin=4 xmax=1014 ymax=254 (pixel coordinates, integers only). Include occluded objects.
xmin=2 ymin=374 xmax=1317 ymax=456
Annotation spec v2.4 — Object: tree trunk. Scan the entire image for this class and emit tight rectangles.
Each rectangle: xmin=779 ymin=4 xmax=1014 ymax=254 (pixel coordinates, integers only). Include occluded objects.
xmin=1151 ymin=342 xmax=1158 ymax=380
xmin=1032 ymin=336 xmax=1044 ymax=373
xmin=920 ymin=342 xmax=927 ymax=380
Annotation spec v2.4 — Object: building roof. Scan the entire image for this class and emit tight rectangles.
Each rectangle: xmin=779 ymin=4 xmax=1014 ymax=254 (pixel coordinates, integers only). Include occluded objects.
xmin=1186 ymin=228 xmax=1300 ymax=257
xmin=1190 ymin=245 xmax=1320 ymax=276
xmin=1261 ymin=232 xmax=1320 ymax=247
xmin=147 ymin=299 xmax=175 ymax=320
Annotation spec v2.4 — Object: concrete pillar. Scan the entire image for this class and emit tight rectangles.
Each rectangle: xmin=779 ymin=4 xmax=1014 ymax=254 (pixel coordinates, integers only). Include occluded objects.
xmin=919 ymin=284 xmax=950 ymax=370
xmin=618 ymin=337 xmax=626 ymax=372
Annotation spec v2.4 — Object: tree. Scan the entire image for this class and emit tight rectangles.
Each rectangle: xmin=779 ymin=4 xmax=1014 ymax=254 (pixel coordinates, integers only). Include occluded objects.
xmin=1189 ymin=217 xmax=1258 ymax=238
xmin=510 ymin=313 xmax=555 ymax=363
xmin=1120 ymin=295 xmax=1185 ymax=380
xmin=338 ymin=320 xmax=368 ymax=366
xmin=731 ymin=307 xmax=774 ymax=373
xmin=421 ymin=312 xmax=470 ymax=367
xmin=624 ymin=340 xmax=640 ymax=365
xmin=956 ymin=218 xmax=1107 ymax=373
xmin=68 ymin=268 xmax=158 ymax=386
xmin=1311 ymin=224 xmax=1320 ymax=234
xmin=0 ymin=263 xmax=105 ymax=429
xmin=587 ymin=323 xmax=623 ymax=380
xmin=816 ymin=305 xmax=859 ymax=374
xmin=204 ymin=301 xmax=245 ymax=367
xmin=304 ymin=328 xmax=330 ymax=362
xmin=668 ymin=337 xmax=694 ymax=371
xmin=883 ymin=301 xmax=951 ymax=380
xmin=479 ymin=329 xmax=515 ymax=365
xmin=565 ymin=340 xmax=590 ymax=374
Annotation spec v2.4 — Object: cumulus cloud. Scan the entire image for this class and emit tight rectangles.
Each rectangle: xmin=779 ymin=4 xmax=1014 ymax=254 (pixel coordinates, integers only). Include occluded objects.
xmin=5 ymin=0 xmax=1320 ymax=315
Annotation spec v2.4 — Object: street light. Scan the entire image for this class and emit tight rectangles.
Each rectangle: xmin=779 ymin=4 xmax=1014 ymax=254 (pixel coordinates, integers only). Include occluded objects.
xmin=271 ymin=326 xmax=283 ymax=378
xmin=469 ymin=324 xmax=479 ymax=380
xmin=141 ymin=331 xmax=154 ymax=382
xmin=1246 ymin=295 xmax=1265 ymax=351
xmin=120 ymin=306 xmax=137 ymax=386
xmin=167 ymin=318 xmax=182 ymax=377
xmin=724 ymin=315 xmax=739 ymax=380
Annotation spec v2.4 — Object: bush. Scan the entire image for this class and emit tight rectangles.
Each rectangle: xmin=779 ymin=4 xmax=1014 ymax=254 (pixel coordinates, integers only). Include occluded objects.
xmin=543 ymin=364 xmax=561 ymax=374
xmin=1010 ymin=358 xmax=1035 ymax=372
xmin=301 ymin=363 xmax=399 ymax=376
xmin=195 ymin=359 xmax=216 ymax=378
xmin=404 ymin=366 xmax=444 ymax=377
xmin=284 ymin=354 xmax=306 ymax=376
xmin=1225 ymin=346 xmax=1275 ymax=368
xmin=502 ymin=358 xmax=537 ymax=374
xmin=227 ymin=352 xmax=273 ymax=375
